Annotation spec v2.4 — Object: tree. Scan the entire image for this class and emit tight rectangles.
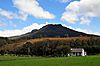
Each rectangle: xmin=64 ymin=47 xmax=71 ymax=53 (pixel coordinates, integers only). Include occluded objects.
xmin=0 ymin=50 xmax=5 ymax=55
xmin=22 ymin=42 xmax=33 ymax=55
xmin=56 ymin=45 xmax=70 ymax=57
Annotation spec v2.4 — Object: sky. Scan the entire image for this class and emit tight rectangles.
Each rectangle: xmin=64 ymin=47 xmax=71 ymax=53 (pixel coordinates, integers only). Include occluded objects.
xmin=0 ymin=0 xmax=100 ymax=37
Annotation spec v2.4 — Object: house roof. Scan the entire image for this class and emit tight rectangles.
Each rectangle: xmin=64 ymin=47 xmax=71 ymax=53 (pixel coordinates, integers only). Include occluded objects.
xmin=71 ymin=48 xmax=84 ymax=52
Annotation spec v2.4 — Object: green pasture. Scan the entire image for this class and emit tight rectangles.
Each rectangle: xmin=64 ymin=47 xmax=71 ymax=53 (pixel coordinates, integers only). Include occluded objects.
xmin=0 ymin=55 xmax=100 ymax=66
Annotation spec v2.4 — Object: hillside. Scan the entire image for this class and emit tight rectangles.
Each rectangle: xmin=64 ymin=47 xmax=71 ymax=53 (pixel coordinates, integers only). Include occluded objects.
xmin=1 ymin=37 xmax=100 ymax=55
xmin=9 ymin=24 xmax=99 ymax=40
xmin=0 ymin=37 xmax=10 ymax=47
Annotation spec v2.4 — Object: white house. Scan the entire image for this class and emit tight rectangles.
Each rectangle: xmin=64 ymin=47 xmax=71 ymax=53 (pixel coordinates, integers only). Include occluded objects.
xmin=68 ymin=48 xmax=87 ymax=56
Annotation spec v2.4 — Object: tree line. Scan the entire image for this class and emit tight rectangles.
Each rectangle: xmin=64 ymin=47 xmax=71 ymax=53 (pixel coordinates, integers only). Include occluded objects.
xmin=0 ymin=37 xmax=100 ymax=56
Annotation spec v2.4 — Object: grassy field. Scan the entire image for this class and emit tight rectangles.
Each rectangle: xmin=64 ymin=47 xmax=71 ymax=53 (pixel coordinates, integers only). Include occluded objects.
xmin=0 ymin=55 xmax=100 ymax=66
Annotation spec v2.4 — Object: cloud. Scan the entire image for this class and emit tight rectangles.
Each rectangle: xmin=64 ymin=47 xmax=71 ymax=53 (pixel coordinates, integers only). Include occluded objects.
xmin=75 ymin=28 xmax=100 ymax=36
xmin=61 ymin=11 xmax=78 ymax=24
xmin=13 ymin=0 xmax=55 ymax=19
xmin=59 ymin=0 xmax=71 ymax=3
xmin=0 ymin=0 xmax=55 ymax=21
xmin=61 ymin=0 xmax=100 ymax=25
xmin=63 ymin=24 xmax=100 ymax=36
xmin=0 ymin=8 xmax=28 ymax=21
xmin=0 ymin=22 xmax=49 ymax=37
xmin=0 ymin=8 xmax=16 ymax=20
xmin=18 ymin=12 xmax=28 ymax=21
xmin=0 ymin=21 xmax=7 ymax=27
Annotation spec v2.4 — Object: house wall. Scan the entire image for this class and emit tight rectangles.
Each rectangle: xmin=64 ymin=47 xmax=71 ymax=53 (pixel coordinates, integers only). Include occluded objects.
xmin=68 ymin=48 xmax=87 ymax=56
xmin=68 ymin=52 xmax=81 ymax=56
xmin=81 ymin=49 xmax=85 ymax=56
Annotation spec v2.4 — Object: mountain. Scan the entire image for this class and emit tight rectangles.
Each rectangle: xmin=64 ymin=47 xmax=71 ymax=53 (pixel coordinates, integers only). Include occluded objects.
xmin=9 ymin=24 xmax=99 ymax=40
